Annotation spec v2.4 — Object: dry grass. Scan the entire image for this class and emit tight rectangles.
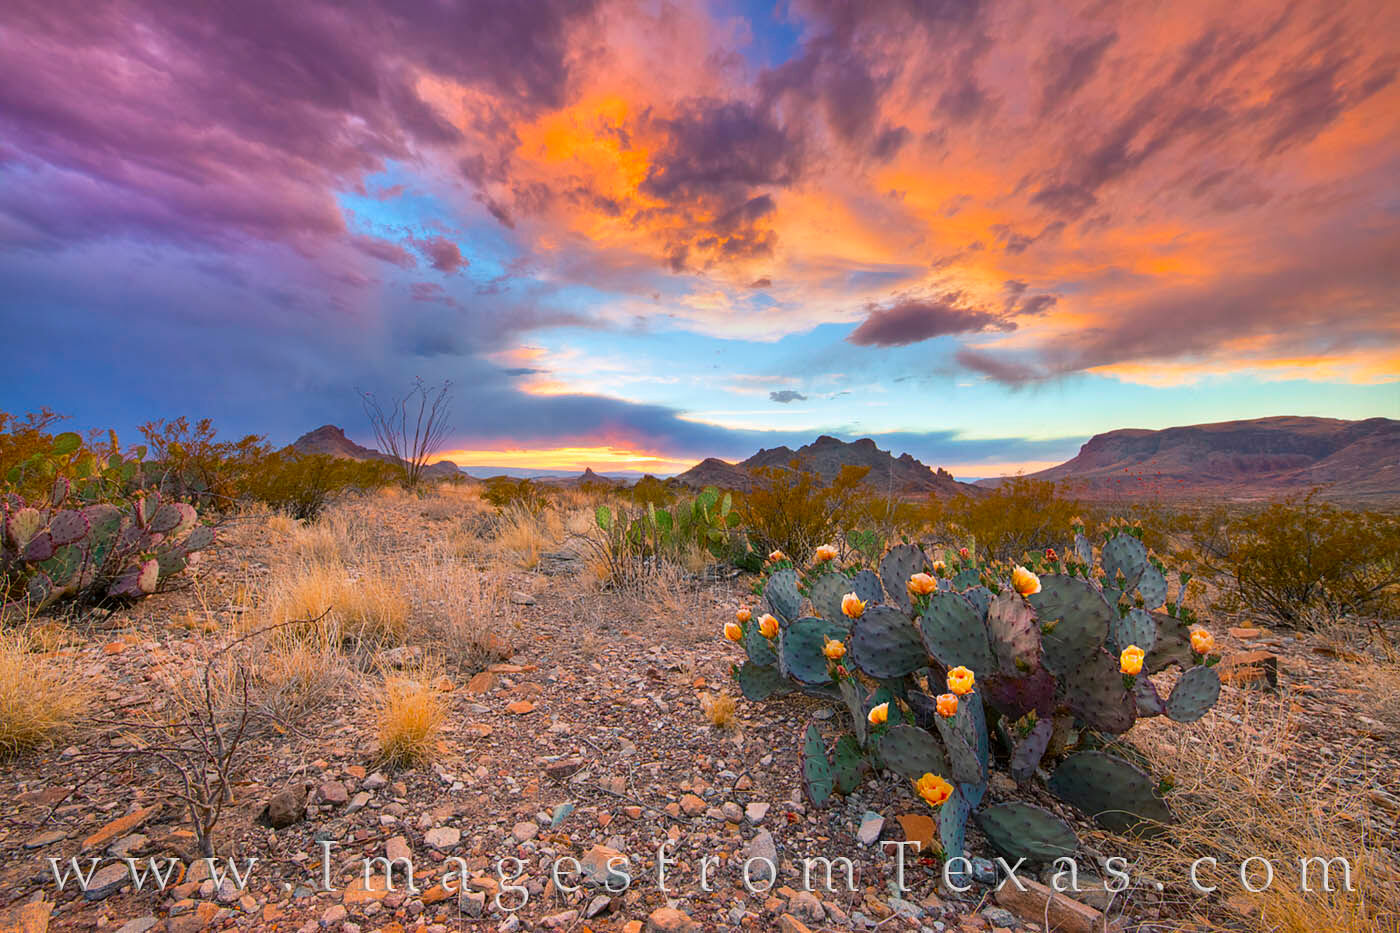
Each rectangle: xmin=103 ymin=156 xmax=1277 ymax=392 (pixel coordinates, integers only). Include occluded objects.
xmin=414 ymin=551 xmax=517 ymax=669
xmin=255 ymin=559 xmax=409 ymax=646
xmin=0 ymin=631 xmax=89 ymax=758
xmin=256 ymin=634 xmax=350 ymax=721
xmin=375 ymin=670 xmax=446 ymax=769
xmin=265 ymin=513 xmax=299 ymax=538
xmin=1124 ymin=690 xmax=1400 ymax=932
xmin=494 ymin=504 xmax=562 ymax=569
xmin=700 ymin=692 xmax=737 ymax=729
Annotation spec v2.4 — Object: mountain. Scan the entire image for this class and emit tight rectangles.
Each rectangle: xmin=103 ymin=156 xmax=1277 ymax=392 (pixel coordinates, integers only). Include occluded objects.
xmin=291 ymin=425 xmax=463 ymax=480
xmin=979 ymin=416 xmax=1400 ymax=503
xmin=674 ymin=435 xmax=982 ymax=497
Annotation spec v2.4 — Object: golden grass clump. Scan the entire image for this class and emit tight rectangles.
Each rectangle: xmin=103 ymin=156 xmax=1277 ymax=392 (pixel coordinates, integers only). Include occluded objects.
xmin=376 ymin=671 xmax=446 ymax=769
xmin=700 ymin=692 xmax=737 ymax=729
xmin=1124 ymin=690 xmax=1400 ymax=933
xmin=0 ymin=632 xmax=88 ymax=758
xmin=494 ymin=504 xmax=562 ymax=569
xmin=414 ymin=553 xmax=516 ymax=668
xmin=256 ymin=559 xmax=409 ymax=646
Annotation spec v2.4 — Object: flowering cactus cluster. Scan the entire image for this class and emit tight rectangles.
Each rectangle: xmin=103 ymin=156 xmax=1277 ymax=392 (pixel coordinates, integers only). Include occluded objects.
xmin=726 ymin=525 xmax=1220 ymax=877
xmin=2 ymin=479 xmax=214 ymax=611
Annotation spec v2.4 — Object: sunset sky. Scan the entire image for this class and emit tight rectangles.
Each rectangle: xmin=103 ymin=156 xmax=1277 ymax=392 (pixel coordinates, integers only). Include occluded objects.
xmin=3 ymin=0 xmax=1397 ymax=477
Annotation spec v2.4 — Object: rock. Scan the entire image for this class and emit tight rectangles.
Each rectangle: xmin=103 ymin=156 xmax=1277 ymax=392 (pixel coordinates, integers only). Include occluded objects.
xmin=856 ymin=810 xmax=884 ymax=845
xmin=322 ymin=905 xmax=348 ymax=925
xmin=167 ymin=903 xmax=218 ymax=933
xmin=585 ymin=894 xmax=612 ymax=918
xmin=378 ymin=645 xmax=424 ymax=668
xmin=777 ymin=915 xmax=812 ymax=933
xmin=318 ymin=781 xmax=349 ymax=806
xmin=541 ymin=910 xmax=577 ymax=928
xmin=981 ymin=906 xmax=1019 ymax=927
xmin=385 ymin=836 xmax=412 ymax=865
xmin=787 ymin=891 xmax=824 ymax=925
xmin=347 ymin=791 xmax=372 ymax=813
xmin=465 ymin=671 xmax=497 ymax=694
xmin=745 ymin=802 xmax=769 ymax=824
xmin=545 ymin=758 xmax=584 ymax=781
xmin=895 ymin=813 xmax=935 ymax=853
xmin=83 ymin=863 xmax=129 ymax=900
xmin=82 ymin=805 xmax=159 ymax=851
xmin=363 ymin=772 xmax=388 ymax=790
xmin=261 ymin=784 xmax=309 ymax=828
xmin=459 ymin=890 xmax=486 ymax=916
xmin=425 ymin=826 xmax=460 ymax=851
xmin=644 ymin=907 xmax=699 ymax=932
xmin=720 ymin=801 xmax=744 ymax=822
xmin=0 ymin=900 xmax=52 ymax=933
xmin=23 ymin=831 xmax=66 ymax=850
xmin=1218 ymin=650 xmax=1279 ymax=688
xmin=679 ymin=793 xmax=706 ymax=816
xmin=995 ymin=878 xmax=1123 ymax=933
xmin=510 ymin=591 xmax=537 ymax=606
xmin=113 ymin=916 xmax=158 ymax=933
xmin=746 ymin=830 xmax=778 ymax=884
xmin=1228 ymin=627 xmax=1264 ymax=640
xmin=506 ymin=700 xmax=536 ymax=715
xmin=580 ymin=845 xmax=628 ymax=888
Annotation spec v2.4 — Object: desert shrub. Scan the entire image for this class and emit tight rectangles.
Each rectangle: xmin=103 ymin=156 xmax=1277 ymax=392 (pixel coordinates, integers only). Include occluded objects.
xmin=738 ymin=463 xmax=870 ymax=564
xmin=138 ymin=416 xmax=269 ymax=508
xmin=620 ymin=475 xmax=674 ymax=507
xmin=928 ymin=476 xmax=1082 ymax=561
xmin=0 ymin=629 xmax=88 ymax=757
xmin=244 ymin=450 xmax=395 ymax=521
xmin=481 ymin=477 xmax=549 ymax=514
xmin=375 ymin=671 xmax=445 ymax=769
xmin=1193 ymin=493 xmax=1400 ymax=627
xmin=0 ymin=410 xmax=72 ymax=500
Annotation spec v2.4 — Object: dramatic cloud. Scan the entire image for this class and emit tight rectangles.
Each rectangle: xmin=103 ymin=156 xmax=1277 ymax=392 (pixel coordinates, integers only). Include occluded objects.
xmin=769 ymin=390 xmax=808 ymax=403
xmin=848 ymin=295 xmax=1011 ymax=347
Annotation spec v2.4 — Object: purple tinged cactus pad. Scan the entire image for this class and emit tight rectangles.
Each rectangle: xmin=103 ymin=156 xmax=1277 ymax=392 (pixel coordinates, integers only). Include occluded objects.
xmin=961 ymin=584 xmax=992 ymax=616
xmin=1134 ymin=676 xmax=1167 ymax=717
xmin=23 ymin=531 xmax=55 ymax=562
xmin=1048 ymin=751 xmax=1173 ymax=836
xmin=1028 ymin=574 xmax=1111 ymax=676
xmin=1165 ymin=665 xmax=1221 ymax=722
xmin=779 ymin=616 xmax=849 ymax=685
xmin=849 ymin=605 xmax=927 ymax=679
xmin=986 ymin=590 xmax=1041 ymax=674
xmin=1146 ymin=611 xmax=1193 ymax=673
xmin=850 ymin=568 xmax=883 ymax=608
xmin=184 ymin=525 xmax=215 ymax=551
xmin=1073 ymin=532 xmax=1093 ymax=565
xmin=800 ymin=723 xmax=834 ymax=808
xmin=982 ymin=667 xmax=1057 ymax=720
xmin=975 ymin=801 xmax=1078 ymax=863
xmin=48 ymin=509 xmax=90 ymax=547
xmin=1062 ymin=648 xmax=1137 ymax=733
xmin=877 ymin=724 xmax=949 ymax=780
xmin=7 ymin=507 xmax=42 ymax=549
xmin=809 ymin=571 xmax=853 ymax=621
xmin=136 ymin=559 xmax=160 ymax=594
xmin=51 ymin=476 xmax=70 ymax=507
xmin=733 ymin=661 xmax=788 ymax=701
xmin=879 ymin=542 xmax=929 ymax=613
xmin=1010 ymin=717 xmax=1054 ymax=783
xmin=148 ymin=502 xmax=186 ymax=534
xmin=764 ymin=568 xmax=802 ymax=623
xmin=1110 ymin=607 xmax=1158 ymax=656
xmin=918 ymin=590 xmax=995 ymax=672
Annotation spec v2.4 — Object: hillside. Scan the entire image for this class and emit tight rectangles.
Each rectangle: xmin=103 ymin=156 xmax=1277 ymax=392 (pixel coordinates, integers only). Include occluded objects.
xmin=674 ymin=435 xmax=982 ymax=497
xmin=291 ymin=425 xmax=464 ymax=480
xmin=980 ymin=416 xmax=1400 ymax=503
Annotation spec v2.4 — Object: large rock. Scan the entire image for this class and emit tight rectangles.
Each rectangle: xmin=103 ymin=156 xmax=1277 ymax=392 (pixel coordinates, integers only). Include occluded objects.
xmin=259 ymin=784 xmax=309 ymax=828
xmin=995 ymin=878 xmax=1124 ymax=933
xmin=644 ymin=907 xmax=698 ymax=932
xmin=0 ymin=900 xmax=52 ymax=933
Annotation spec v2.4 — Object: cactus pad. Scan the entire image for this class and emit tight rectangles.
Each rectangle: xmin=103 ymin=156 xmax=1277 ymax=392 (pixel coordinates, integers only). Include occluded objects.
xmin=1110 ymin=607 xmax=1158 ymax=656
xmin=975 ymin=802 xmax=1078 ymax=863
xmin=940 ymin=788 xmax=971 ymax=880
xmin=1165 ymin=666 xmax=1220 ymax=723
xmin=1062 ymin=648 xmax=1137 ymax=733
xmin=831 ymin=733 xmax=865 ymax=794
xmin=765 ymin=568 xmax=802 ymax=622
xmin=743 ymin=620 xmax=778 ymax=667
xmin=961 ymin=584 xmax=993 ymax=616
xmin=880 ymin=542 xmax=928 ymax=613
xmin=935 ymin=710 xmax=984 ymax=785
xmin=48 ymin=510 xmax=90 ymax=547
xmin=1049 ymin=751 xmax=1172 ymax=835
xmin=1146 ymin=611 xmax=1193 ymax=673
xmin=780 ymin=616 xmax=848 ymax=685
xmin=800 ymin=724 xmax=834 ymax=808
xmin=1102 ymin=534 xmax=1148 ymax=591
xmin=733 ymin=661 xmax=787 ymax=700
xmin=1134 ymin=677 xmax=1166 ymax=717
xmin=919 ymin=591 xmax=995 ymax=672
xmin=982 ymin=667 xmax=1056 ymax=720
xmin=7 ymin=508 xmax=43 ymax=549
xmin=1010 ymin=717 xmax=1054 ymax=783
xmin=1029 ymin=574 xmax=1110 ymax=676
xmin=986 ymin=590 xmax=1041 ymax=674
xmin=1073 ymin=531 xmax=1093 ymax=565
xmin=23 ymin=532 xmax=55 ymax=563
xmin=952 ymin=567 xmax=981 ymax=590
xmin=839 ymin=678 xmax=866 ymax=746
xmin=850 ymin=569 xmax=884 ymax=608
xmin=1136 ymin=562 xmax=1168 ymax=608
xmin=850 ymin=605 xmax=927 ymax=679
xmin=809 ymin=572 xmax=853 ymax=621
xmin=877 ymin=724 xmax=948 ymax=781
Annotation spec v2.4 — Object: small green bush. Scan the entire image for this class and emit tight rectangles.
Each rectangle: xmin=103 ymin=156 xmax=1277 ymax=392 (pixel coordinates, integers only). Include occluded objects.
xmin=738 ymin=462 xmax=870 ymax=563
xmin=244 ymin=451 xmax=395 ymax=521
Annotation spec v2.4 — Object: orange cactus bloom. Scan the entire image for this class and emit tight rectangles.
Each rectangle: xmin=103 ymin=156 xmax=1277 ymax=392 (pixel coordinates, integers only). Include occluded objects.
xmin=1120 ymin=645 xmax=1145 ymax=675
xmin=907 ymin=572 xmax=937 ymax=596
xmin=915 ymin=772 xmax=953 ymax=807
xmin=735 ymin=607 xmax=752 ymax=624
xmin=814 ymin=544 xmax=838 ymax=562
xmin=1011 ymin=565 xmax=1041 ymax=597
xmin=1190 ymin=629 xmax=1214 ymax=654
xmin=867 ymin=702 xmax=889 ymax=726
xmin=841 ymin=592 xmax=866 ymax=619
xmin=936 ymin=693 xmax=959 ymax=717
xmin=958 ymin=547 xmax=970 ymax=559
xmin=724 ymin=622 xmax=744 ymax=642
xmin=946 ymin=666 xmax=976 ymax=695
xmin=758 ymin=613 xmax=780 ymax=639
xmin=822 ymin=637 xmax=847 ymax=660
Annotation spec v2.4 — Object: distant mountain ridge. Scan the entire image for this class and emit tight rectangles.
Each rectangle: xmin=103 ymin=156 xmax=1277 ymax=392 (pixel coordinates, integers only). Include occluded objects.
xmin=979 ymin=416 xmax=1399 ymax=503
xmin=291 ymin=425 xmax=463 ymax=480
xmin=674 ymin=434 xmax=982 ymax=497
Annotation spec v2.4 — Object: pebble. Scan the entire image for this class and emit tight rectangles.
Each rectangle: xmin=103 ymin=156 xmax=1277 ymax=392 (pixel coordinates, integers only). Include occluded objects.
xmin=745 ymin=802 xmax=770 ymax=823
xmin=856 ymin=810 xmax=885 ymax=845
xmin=425 ymin=826 xmax=460 ymax=850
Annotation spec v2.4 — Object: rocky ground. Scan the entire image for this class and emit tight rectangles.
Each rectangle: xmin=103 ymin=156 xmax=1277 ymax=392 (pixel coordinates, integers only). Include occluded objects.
xmin=1 ymin=494 xmax=1397 ymax=933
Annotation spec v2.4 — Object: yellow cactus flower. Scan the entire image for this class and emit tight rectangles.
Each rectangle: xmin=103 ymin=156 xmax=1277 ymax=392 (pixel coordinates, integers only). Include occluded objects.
xmin=768 ymin=549 xmax=786 ymax=563
xmin=1011 ymin=565 xmax=1041 ymax=597
xmin=822 ymin=637 xmax=847 ymax=660
xmin=907 ymin=572 xmax=937 ymax=596
xmin=1190 ymin=629 xmax=1214 ymax=654
xmin=1120 ymin=645 xmax=1145 ymax=675
xmin=724 ymin=622 xmax=744 ymax=642
xmin=930 ymin=560 xmax=947 ymax=575
xmin=735 ymin=607 xmax=752 ymax=624
xmin=841 ymin=592 xmax=866 ymax=619
xmin=814 ymin=544 xmax=838 ymax=562
xmin=914 ymin=772 xmax=953 ymax=807
xmin=946 ymin=666 xmax=975 ymax=696
xmin=758 ymin=613 xmax=780 ymax=639
xmin=936 ymin=693 xmax=959 ymax=717
xmin=867 ymin=702 xmax=889 ymax=726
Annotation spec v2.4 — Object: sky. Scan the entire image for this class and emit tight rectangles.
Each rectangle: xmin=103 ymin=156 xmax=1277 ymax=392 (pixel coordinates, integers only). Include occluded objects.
xmin=2 ymin=0 xmax=1397 ymax=478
